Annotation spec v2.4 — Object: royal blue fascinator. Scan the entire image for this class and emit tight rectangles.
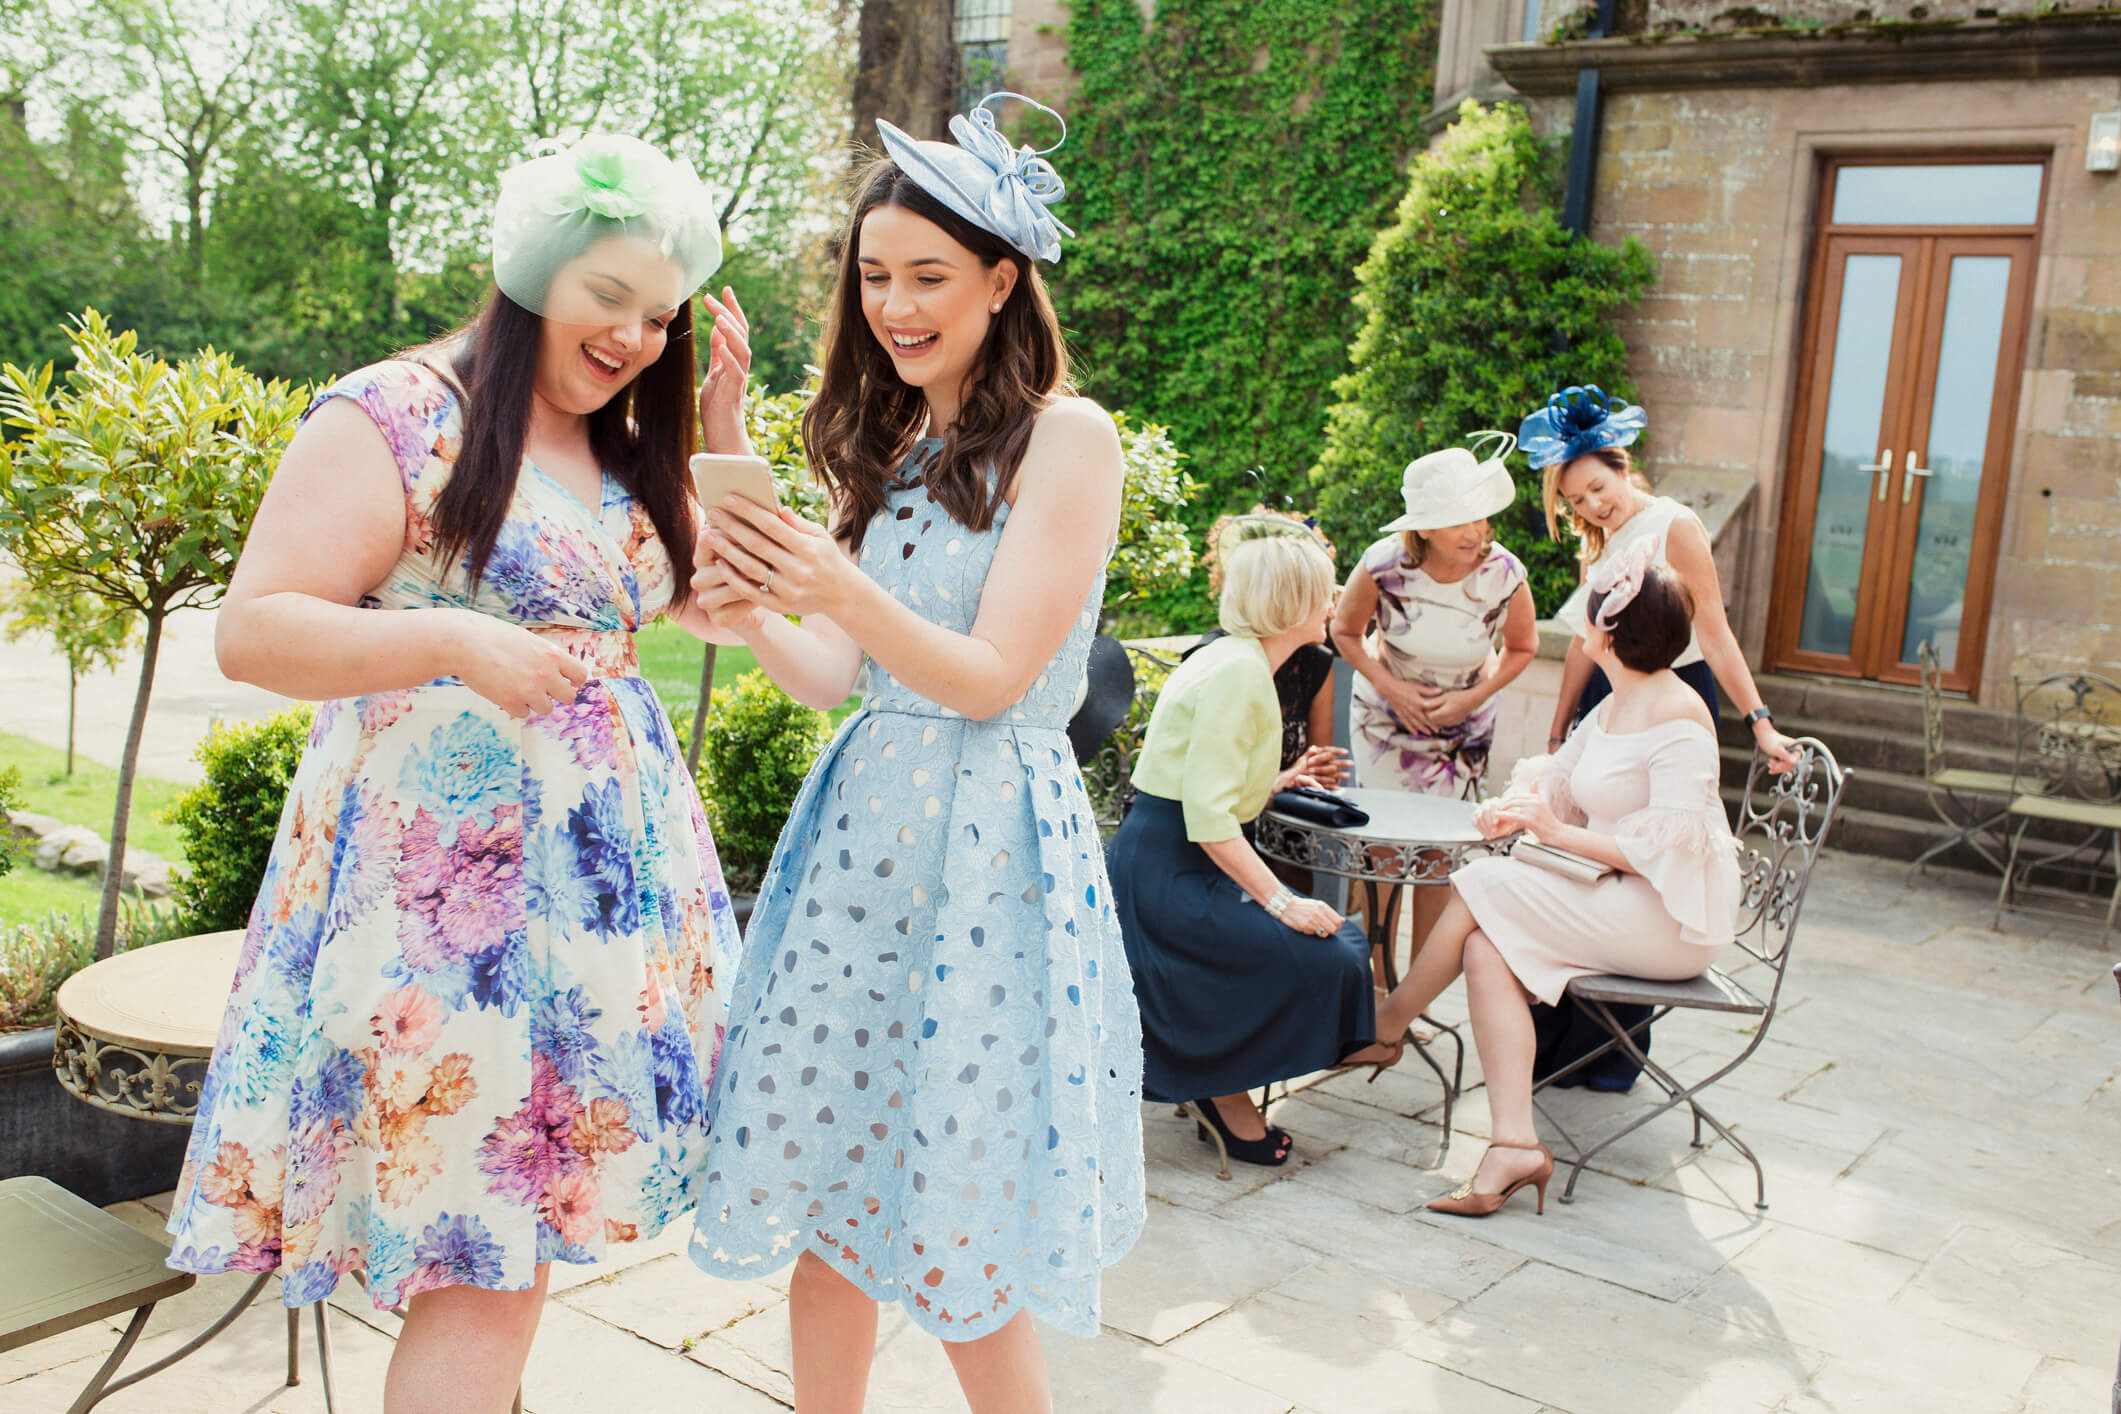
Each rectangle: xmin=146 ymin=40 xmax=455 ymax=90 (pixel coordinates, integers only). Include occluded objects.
xmin=876 ymin=92 xmax=1075 ymax=263
xmin=1517 ymin=386 xmax=1648 ymax=470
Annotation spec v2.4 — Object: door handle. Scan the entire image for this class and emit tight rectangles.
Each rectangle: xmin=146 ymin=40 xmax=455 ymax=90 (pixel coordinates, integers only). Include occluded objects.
xmin=1861 ymin=450 xmax=1892 ymax=502
xmin=1902 ymin=448 xmax=1932 ymax=504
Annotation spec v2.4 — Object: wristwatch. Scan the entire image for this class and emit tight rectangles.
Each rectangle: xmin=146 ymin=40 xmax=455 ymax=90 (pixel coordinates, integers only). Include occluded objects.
xmin=1742 ymin=706 xmax=1775 ymax=728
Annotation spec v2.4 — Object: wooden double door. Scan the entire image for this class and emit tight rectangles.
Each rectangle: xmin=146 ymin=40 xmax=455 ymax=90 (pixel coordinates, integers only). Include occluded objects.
xmin=1769 ymin=159 xmax=2045 ymax=693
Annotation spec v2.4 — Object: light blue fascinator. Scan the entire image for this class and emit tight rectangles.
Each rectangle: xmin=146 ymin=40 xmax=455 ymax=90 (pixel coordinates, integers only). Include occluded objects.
xmin=877 ymin=92 xmax=1076 ymax=263
xmin=1517 ymin=386 xmax=1648 ymax=471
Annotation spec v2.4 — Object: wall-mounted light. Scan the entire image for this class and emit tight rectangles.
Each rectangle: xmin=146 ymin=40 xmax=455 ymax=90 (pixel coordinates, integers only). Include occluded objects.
xmin=2089 ymin=111 xmax=2121 ymax=174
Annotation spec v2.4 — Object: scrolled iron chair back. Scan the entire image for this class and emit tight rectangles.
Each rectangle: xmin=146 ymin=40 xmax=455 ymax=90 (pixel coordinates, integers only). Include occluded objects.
xmin=1083 ymin=644 xmax=1182 ymax=835
xmin=1728 ymin=737 xmax=1846 ymax=975
xmin=2011 ymin=671 xmax=2121 ymax=807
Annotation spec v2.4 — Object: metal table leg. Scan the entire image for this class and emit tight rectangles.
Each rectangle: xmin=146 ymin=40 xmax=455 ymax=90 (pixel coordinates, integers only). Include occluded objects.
xmin=1366 ymin=879 xmax=1463 ymax=1160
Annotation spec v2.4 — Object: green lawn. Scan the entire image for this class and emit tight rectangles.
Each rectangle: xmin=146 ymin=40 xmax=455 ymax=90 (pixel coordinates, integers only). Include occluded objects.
xmin=1 ymin=731 xmax=188 ymax=928
xmin=635 ymin=622 xmax=861 ymax=726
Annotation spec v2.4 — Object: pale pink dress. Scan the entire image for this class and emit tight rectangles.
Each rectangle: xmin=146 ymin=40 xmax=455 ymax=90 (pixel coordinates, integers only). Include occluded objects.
xmin=1450 ymin=704 xmax=1740 ymax=1004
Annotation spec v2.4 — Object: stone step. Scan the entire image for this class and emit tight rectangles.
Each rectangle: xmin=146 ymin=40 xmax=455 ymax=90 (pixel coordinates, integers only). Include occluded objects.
xmin=1715 ymin=709 xmax=2018 ymax=781
xmin=1752 ymin=671 xmax=2018 ymax=749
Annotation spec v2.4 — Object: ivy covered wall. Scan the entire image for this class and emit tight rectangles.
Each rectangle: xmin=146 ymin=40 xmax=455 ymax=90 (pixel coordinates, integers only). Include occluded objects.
xmin=1050 ymin=0 xmax=1440 ymax=626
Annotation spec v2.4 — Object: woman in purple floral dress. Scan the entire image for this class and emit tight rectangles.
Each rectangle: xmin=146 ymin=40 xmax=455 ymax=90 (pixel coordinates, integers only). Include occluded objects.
xmin=164 ymin=136 xmax=748 ymax=1412
xmin=1332 ymin=435 xmax=1539 ymax=964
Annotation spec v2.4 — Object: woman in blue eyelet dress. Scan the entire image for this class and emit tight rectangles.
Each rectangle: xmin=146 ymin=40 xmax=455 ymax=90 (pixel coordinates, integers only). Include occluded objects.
xmin=681 ymin=95 xmax=1143 ymax=1411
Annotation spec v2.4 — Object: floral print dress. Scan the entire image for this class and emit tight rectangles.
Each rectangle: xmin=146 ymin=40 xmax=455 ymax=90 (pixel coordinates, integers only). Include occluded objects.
xmin=165 ymin=360 xmax=736 ymax=1310
xmin=1349 ymin=535 xmax=1526 ymax=798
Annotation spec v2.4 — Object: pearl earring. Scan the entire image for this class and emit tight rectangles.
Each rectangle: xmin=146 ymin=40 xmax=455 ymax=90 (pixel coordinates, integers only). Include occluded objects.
xmin=991 ymin=303 xmax=1002 ymax=313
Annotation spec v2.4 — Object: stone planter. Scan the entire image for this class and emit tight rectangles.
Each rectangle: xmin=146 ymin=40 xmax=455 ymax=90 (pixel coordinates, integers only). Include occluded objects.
xmin=0 ymin=1026 xmax=191 ymax=1207
xmin=732 ymin=892 xmax=756 ymax=931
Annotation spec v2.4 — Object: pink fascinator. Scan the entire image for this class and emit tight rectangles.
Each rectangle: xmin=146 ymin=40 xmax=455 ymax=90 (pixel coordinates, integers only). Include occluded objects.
xmin=1588 ymin=541 xmax=1656 ymax=632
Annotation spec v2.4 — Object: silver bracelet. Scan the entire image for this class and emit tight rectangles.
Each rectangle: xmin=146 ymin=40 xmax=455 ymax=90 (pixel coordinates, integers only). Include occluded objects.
xmin=1262 ymin=887 xmax=1296 ymax=920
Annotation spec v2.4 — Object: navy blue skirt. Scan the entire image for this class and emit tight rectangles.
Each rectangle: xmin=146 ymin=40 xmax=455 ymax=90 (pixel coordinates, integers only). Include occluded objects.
xmin=1108 ymin=793 xmax=1376 ymax=1103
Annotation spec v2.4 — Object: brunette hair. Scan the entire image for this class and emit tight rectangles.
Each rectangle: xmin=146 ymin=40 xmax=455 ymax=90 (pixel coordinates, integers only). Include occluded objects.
xmin=1542 ymin=445 xmax=1650 ymax=568
xmin=1585 ymin=564 xmax=1696 ymax=674
xmin=414 ymin=284 xmax=699 ymax=602
xmin=1397 ymin=524 xmax=1494 ymax=572
xmin=802 ymin=158 xmax=1071 ymax=552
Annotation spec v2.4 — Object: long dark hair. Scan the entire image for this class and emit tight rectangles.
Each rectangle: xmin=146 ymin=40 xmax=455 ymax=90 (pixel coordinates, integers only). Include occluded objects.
xmin=803 ymin=158 xmax=1070 ymax=552
xmin=418 ymin=287 xmax=698 ymax=603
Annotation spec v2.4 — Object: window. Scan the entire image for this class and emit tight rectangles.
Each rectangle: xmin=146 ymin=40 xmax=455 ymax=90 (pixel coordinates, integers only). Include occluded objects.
xmin=1829 ymin=163 xmax=2044 ymax=227
xmin=955 ymin=0 xmax=1012 ymax=115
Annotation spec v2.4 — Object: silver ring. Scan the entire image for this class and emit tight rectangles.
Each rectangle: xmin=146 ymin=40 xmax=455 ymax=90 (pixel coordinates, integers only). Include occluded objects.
xmin=761 ymin=569 xmax=774 ymax=594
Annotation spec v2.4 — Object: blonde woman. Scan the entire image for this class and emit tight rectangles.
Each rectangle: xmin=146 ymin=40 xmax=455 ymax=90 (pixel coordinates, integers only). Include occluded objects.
xmin=1109 ymin=526 xmax=1398 ymax=1168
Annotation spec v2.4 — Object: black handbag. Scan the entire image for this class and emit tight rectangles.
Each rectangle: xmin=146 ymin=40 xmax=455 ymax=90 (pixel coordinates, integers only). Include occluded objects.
xmin=1268 ymin=786 xmax=1370 ymax=829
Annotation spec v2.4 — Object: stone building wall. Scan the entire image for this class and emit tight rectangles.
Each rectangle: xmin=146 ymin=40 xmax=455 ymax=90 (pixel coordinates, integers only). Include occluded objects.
xmin=1646 ymin=1 xmax=2052 ymax=29
xmin=1005 ymin=0 xmax=1079 ymax=105
xmin=1521 ymin=72 xmax=2121 ymax=701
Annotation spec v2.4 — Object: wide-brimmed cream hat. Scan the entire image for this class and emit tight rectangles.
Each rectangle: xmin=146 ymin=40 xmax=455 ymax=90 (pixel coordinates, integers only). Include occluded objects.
xmin=1381 ymin=430 xmax=1517 ymax=533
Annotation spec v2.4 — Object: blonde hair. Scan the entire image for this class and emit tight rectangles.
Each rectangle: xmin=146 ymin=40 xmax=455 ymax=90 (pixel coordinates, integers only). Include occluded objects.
xmin=1542 ymin=446 xmax=1651 ymax=569
xmin=1219 ymin=533 xmax=1335 ymax=639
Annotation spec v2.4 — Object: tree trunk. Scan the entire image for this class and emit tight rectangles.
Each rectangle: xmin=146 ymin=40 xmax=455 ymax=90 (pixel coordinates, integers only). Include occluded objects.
xmin=852 ymin=0 xmax=956 ymax=148
xmin=94 ymin=611 xmax=163 ymax=960
xmin=65 ymin=661 xmax=76 ymax=777
xmin=687 ymin=642 xmax=718 ymax=777
xmin=185 ymin=159 xmax=205 ymax=281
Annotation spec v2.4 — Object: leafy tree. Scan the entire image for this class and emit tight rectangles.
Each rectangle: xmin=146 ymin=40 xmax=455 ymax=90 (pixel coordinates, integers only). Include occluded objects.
xmin=0 ymin=583 xmax=139 ymax=775
xmin=1310 ymin=102 xmax=1657 ymax=613
xmin=0 ymin=311 xmax=307 ymax=956
xmin=99 ymin=0 xmax=275 ymax=278
xmin=164 ymin=705 xmax=314 ymax=931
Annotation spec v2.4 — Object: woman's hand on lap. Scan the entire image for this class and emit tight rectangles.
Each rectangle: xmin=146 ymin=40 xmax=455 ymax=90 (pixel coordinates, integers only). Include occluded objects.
xmin=1282 ymin=897 xmax=1343 ymax=937
xmin=1488 ymin=791 xmax=1563 ymax=842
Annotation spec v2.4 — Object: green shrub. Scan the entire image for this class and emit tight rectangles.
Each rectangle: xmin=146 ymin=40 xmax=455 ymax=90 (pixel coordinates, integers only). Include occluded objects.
xmin=0 ymin=766 xmax=20 ymax=878
xmin=0 ymin=897 xmax=190 ymax=1031
xmin=1310 ymin=102 xmax=1658 ymax=614
xmin=164 ymin=705 xmax=315 ymax=933
xmin=695 ymin=670 xmax=831 ymax=892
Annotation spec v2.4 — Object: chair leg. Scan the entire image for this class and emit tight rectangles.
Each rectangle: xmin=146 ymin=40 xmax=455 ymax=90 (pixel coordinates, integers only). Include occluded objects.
xmin=314 ymin=1302 xmax=338 ymax=1414
xmin=1994 ymin=821 xmax=2028 ymax=929
xmin=1176 ymin=1102 xmax=1230 ymax=1180
xmin=65 ymin=1303 xmax=155 ymax=1414
xmin=2105 ymin=831 xmax=2121 ymax=944
xmin=84 ymin=1269 xmax=274 ymax=1407
xmin=286 ymin=1305 xmax=301 ymax=1386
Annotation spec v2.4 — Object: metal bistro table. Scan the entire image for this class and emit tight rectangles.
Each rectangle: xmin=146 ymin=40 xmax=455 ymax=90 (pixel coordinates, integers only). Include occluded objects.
xmin=1254 ymin=788 xmax=1514 ymax=1152
xmin=49 ymin=930 xmax=343 ymax=1410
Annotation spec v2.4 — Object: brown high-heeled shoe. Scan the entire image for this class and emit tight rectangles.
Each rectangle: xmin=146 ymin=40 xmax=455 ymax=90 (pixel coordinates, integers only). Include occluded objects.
xmin=1425 ymin=1139 xmax=1554 ymax=1217
xmin=1329 ymin=1038 xmax=1405 ymax=1084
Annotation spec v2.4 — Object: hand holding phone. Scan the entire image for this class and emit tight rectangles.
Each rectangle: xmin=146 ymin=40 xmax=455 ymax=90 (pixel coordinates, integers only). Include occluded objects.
xmin=689 ymin=453 xmax=779 ymax=514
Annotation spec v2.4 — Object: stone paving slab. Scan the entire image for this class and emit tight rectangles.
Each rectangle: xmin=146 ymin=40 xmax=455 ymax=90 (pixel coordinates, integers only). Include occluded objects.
xmin=0 ymin=849 xmax=2112 ymax=1413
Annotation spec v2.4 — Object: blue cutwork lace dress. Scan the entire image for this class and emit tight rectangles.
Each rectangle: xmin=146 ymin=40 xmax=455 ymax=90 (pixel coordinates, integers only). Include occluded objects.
xmin=689 ymin=439 xmax=1145 ymax=1341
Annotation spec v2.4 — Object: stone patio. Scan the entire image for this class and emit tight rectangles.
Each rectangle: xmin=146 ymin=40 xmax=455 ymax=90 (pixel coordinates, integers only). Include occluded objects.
xmin=2 ymin=851 xmax=2112 ymax=1412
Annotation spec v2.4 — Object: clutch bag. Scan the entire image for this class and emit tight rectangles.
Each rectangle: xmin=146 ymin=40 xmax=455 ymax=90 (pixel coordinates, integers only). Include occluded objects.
xmin=1269 ymin=787 xmax=1370 ymax=829
xmin=1512 ymin=839 xmax=1616 ymax=884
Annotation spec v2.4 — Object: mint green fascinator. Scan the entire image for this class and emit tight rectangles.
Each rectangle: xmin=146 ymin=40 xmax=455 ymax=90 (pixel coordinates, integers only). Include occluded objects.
xmin=490 ymin=134 xmax=723 ymax=324
xmin=877 ymin=93 xmax=1074 ymax=263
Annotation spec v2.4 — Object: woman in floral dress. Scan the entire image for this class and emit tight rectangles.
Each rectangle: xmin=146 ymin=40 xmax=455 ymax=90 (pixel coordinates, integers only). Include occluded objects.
xmin=164 ymin=136 xmax=748 ymax=1412
xmin=1333 ymin=434 xmax=1539 ymax=971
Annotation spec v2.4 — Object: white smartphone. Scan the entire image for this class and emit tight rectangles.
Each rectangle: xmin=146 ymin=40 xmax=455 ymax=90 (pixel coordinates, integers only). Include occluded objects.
xmin=689 ymin=452 xmax=780 ymax=512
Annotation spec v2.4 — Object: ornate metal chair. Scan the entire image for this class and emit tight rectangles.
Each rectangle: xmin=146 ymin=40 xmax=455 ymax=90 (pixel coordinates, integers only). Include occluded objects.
xmin=1909 ymin=639 xmax=2014 ymax=878
xmin=1081 ymin=644 xmax=1181 ymax=835
xmin=1533 ymin=738 xmax=1848 ymax=1210
xmin=1992 ymin=671 xmax=2121 ymax=940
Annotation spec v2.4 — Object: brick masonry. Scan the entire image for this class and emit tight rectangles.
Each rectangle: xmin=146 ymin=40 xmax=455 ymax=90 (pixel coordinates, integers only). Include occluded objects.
xmin=1523 ymin=72 xmax=2121 ymax=705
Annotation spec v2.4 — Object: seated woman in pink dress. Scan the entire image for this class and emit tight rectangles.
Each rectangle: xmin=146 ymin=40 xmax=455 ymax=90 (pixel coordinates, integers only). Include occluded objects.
xmin=1370 ymin=542 xmax=1740 ymax=1217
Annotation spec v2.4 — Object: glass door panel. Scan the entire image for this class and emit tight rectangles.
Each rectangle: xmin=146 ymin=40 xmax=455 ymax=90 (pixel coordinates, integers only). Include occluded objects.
xmin=1796 ymin=252 xmax=1905 ymax=658
xmin=1897 ymin=255 xmax=2012 ymax=671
